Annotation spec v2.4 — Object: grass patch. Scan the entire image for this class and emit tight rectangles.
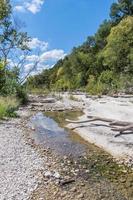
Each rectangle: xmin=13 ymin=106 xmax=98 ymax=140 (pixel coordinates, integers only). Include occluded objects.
xmin=69 ymin=95 xmax=79 ymax=101
xmin=28 ymin=87 xmax=50 ymax=95
xmin=0 ymin=96 xmax=19 ymax=119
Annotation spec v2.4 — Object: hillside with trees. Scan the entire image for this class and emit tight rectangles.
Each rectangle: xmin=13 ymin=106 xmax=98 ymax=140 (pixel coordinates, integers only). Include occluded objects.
xmin=27 ymin=0 xmax=133 ymax=95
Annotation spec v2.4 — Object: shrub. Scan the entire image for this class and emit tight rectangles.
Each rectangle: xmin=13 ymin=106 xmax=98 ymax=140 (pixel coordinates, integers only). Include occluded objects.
xmin=16 ymin=86 xmax=28 ymax=105
xmin=0 ymin=97 xmax=19 ymax=119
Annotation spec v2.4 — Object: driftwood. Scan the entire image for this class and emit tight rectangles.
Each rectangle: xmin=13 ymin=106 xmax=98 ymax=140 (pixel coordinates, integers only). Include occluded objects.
xmin=59 ymin=179 xmax=75 ymax=186
xmin=66 ymin=115 xmax=133 ymax=136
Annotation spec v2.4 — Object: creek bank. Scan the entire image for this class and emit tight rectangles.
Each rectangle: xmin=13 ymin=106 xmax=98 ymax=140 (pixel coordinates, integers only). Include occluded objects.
xmin=28 ymin=93 xmax=133 ymax=166
xmin=29 ymin=109 xmax=133 ymax=200
xmin=1 ymin=93 xmax=133 ymax=199
xmin=60 ymin=93 xmax=133 ymax=166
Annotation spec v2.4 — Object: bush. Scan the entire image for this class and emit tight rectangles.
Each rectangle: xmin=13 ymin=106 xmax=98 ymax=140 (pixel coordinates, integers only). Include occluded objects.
xmin=0 ymin=97 xmax=19 ymax=119
xmin=16 ymin=86 xmax=28 ymax=105
xmin=86 ymin=71 xmax=130 ymax=95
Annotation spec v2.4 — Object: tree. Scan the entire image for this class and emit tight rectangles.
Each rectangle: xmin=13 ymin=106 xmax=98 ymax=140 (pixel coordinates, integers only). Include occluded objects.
xmin=95 ymin=20 xmax=112 ymax=49
xmin=102 ymin=16 xmax=133 ymax=73
xmin=0 ymin=0 xmax=11 ymax=20
xmin=110 ymin=0 xmax=133 ymax=23
xmin=0 ymin=0 xmax=30 ymax=95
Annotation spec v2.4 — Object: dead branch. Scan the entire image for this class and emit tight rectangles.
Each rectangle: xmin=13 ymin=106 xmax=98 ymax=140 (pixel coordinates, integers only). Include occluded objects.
xmin=66 ymin=115 xmax=133 ymax=135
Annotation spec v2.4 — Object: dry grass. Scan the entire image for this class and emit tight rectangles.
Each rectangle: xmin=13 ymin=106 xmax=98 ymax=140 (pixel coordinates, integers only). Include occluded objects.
xmin=0 ymin=96 xmax=19 ymax=119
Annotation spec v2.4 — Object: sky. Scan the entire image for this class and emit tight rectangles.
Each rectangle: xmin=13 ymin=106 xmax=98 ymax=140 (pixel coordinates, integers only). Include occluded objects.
xmin=11 ymin=0 xmax=115 ymax=76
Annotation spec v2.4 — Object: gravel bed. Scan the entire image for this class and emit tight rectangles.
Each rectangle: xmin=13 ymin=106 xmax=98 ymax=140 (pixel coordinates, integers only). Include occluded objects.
xmin=0 ymin=119 xmax=44 ymax=200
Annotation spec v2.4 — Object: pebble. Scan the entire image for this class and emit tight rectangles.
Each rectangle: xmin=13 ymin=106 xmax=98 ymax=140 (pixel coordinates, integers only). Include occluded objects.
xmin=85 ymin=169 xmax=90 ymax=173
xmin=53 ymin=172 xmax=60 ymax=179
xmin=80 ymin=182 xmax=85 ymax=186
xmin=44 ymin=171 xmax=52 ymax=178
xmin=77 ymin=193 xmax=84 ymax=199
xmin=64 ymin=156 xmax=68 ymax=160
xmin=0 ymin=121 xmax=44 ymax=200
xmin=60 ymin=191 xmax=67 ymax=197
xmin=70 ymin=187 xmax=77 ymax=192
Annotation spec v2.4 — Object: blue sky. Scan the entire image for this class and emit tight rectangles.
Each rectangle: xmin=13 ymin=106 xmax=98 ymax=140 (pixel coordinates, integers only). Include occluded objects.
xmin=11 ymin=0 xmax=115 ymax=76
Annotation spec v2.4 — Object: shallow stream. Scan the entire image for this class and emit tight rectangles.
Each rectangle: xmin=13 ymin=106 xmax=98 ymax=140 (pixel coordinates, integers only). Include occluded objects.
xmin=30 ymin=111 xmax=133 ymax=200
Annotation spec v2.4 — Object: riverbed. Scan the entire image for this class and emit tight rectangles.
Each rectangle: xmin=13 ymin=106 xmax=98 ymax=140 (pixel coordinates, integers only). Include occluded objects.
xmin=0 ymin=94 xmax=133 ymax=200
xmin=30 ymin=110 xmax=133 ymax=200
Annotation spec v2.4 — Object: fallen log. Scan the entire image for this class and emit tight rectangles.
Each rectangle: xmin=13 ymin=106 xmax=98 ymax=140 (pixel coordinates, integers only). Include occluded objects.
xmin=111 ymin=124 xmax=133 ymax=133
xmin=66 ymin=115 xmax=133 ymax=135
xmin=66 ymin=116 xmax=132 ymax=125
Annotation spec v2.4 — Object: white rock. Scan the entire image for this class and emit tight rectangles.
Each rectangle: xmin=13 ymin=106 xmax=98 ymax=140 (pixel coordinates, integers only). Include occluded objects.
xmin=53 ymin=172 xmax=60 ymax=179
xmin=44 ymin=171 xmax=52 ymax=178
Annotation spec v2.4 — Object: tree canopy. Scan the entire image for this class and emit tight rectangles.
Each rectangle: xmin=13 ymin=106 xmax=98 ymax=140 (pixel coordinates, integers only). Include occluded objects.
xmin=23 ymin=0 xmax=133 ymax=94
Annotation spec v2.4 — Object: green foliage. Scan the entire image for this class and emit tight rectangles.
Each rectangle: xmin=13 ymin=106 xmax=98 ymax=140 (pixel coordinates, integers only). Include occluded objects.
xmin=27 ymin=0 xmax=133 ymax=95
xmin=102 ymin=16 xmax=133 ymax=73
xmin=0 ymin=0 xmax=11 ymax=21
xmin=0 ymin=96 xmax=19 ymax=119
xmin=16 ymin=86 xmax=28 ymax=105
xmin=110 ymin=0 xmax=133 ymax=23
xmin=0 ymin=0 xmax=30 ymax=105
xmin=86 ymin=75 xmax=105 ymax=95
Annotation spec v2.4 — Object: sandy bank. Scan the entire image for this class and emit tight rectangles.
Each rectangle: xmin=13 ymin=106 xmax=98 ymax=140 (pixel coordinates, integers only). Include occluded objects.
xmin=66 ymin=94 xmax=133 ymax=165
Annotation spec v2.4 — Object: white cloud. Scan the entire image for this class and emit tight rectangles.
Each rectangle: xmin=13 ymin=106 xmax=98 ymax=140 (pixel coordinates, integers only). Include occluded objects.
xmin=26 ymin=49 xmax=66 ymax=63
xmin=14 ymin=0 xmax=45 ymax=14
xmin=24 ymin=63 xmax=34 ymax=73
xmin=28 ymin=38 xmax=48 ymax=51
xmin=13 ymin=37 xmax=66 ymax=79
xmin=40 ymin=49 xmax=66 ymax=62
xmin=23 ymin=62 xmax=49 ymax=77
xmin=25 ymin=0 xmax=44 ymax=14
xmin=23 ymin=49 xmax=66 ymax=78
xmin=14 ymin=5 xmax=26 ymax=12
xmin=26 ymin=55 xmax=39 ymax=62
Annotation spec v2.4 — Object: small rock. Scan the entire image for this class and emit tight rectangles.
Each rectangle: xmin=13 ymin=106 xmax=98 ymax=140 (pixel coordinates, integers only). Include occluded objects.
xmin=64 ymin=156 xmax=68 ymax=160
xmin=75 ymin=169 xmax=79 ymax=173
xmin=44 ymin=171 xmax=52 ymax=178
xmin=120 ymin=177 xmax=126 ymax=183
xmin=60 ymin=191 xmax=67 ymax=197
xmin=80 ymin=182 xmax=85 ymax=186
xmin=67 ymin=160 xmax=71 ymax=165
xmin=53 ymin=172 xmax=60 ymax=179
xmin=77 ymin=193 xmax=84 ymax=199
xmin=70 ymin=187 xmax=77 ymax=192
xmin=85 ymin=169 xmax=90 ymax=173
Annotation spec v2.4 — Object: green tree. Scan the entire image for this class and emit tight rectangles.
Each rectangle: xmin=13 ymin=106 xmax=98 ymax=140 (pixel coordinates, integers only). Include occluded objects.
xmin=102 ymin=16 xmax=133 ymax=73
xmin=0 ymin=0 xmax=30 ymax=95
xmin=110 ymin=0 xmax=133 ymax=23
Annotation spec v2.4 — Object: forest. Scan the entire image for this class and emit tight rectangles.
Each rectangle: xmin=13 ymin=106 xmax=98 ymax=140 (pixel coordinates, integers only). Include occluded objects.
xmin=27 ymin=0 xmax=133 ymax=95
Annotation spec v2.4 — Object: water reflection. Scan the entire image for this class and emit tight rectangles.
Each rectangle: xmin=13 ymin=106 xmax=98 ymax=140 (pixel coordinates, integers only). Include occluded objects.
xmin=30 ymin=112 xmax=85 ymax=157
